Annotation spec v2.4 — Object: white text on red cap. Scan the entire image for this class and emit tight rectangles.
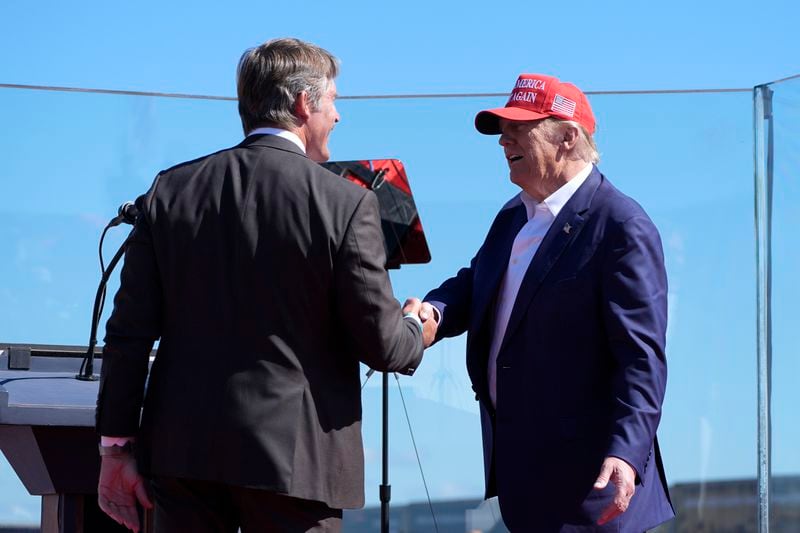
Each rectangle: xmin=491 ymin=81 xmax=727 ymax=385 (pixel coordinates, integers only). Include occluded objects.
xmin=515 ymin=78 xmax=547 ymax=90
xmin=511 ymin=92 xmax=536 ymax=104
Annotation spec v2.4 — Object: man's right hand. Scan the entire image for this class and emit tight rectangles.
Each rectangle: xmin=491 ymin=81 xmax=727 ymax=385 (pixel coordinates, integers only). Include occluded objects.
xmin=593 ymin=456 xmax=636 ymax=526
xmin=402 ymin=298 xmax=438 ymax=347
xmin=98 ymin=454 xmax=153 ymax=532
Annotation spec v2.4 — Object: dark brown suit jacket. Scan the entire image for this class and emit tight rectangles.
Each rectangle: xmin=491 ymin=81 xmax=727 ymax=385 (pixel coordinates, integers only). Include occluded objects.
xmin=96 ymin=134 xmax=423 ymax=509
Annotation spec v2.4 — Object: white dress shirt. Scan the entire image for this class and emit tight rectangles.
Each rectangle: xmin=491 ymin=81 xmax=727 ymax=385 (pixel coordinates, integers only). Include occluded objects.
xmin=487 ymin=163 xmax=593 ymax=407
xmin=247 ymin=127 xmax=305 ymax=153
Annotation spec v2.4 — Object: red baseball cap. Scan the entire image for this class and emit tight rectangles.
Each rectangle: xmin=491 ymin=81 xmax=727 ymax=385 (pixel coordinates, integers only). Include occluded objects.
xmin=475 ymin=73 xmax=596 ymax=135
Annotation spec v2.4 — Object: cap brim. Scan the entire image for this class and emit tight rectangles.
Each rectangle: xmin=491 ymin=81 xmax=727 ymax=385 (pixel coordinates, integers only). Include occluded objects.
xmin=475 ymin=107 xmax=551 ymax=135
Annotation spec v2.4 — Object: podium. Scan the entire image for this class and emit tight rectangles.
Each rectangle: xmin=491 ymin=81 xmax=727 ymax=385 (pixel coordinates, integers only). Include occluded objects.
xmin=0 ymin=345 xmax=145 ymax=533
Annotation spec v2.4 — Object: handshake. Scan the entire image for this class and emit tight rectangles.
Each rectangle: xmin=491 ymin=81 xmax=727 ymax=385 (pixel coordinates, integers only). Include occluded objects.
xmin=402 ymin=297 xmax=439 ymax=348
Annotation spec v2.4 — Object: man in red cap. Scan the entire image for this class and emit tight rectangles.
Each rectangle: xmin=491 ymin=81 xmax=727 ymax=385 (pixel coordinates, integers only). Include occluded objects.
xmin=418 ymin=74 xmax=675 ymax=531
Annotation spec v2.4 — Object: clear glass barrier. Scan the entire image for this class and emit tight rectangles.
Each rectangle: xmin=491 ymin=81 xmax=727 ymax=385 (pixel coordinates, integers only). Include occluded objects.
xmin=0 ymin=88 xmax=763 ymax=531
xmin=769 ymin=76 xmax=800 ymax=530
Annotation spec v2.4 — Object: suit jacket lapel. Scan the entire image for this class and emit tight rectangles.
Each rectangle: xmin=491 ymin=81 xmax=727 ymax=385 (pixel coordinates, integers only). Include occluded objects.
xmin=470 ymin=203 xmax=528 ymax=336
xmin=466 ymin=202 xmax=527 ymax=402
xmin=499 ymin=168 xmax=603 ymax=355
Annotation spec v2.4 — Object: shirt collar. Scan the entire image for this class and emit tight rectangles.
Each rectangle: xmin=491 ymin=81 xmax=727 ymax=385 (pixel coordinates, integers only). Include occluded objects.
xmin=519 ymin=162 xmax=593 ymax=220
xmin=247 ymin=127 xmax=305 ymax=153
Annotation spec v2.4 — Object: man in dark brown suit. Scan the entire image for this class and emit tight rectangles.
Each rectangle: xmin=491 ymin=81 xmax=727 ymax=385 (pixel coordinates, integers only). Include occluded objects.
xmin=95 ymin=37 xmax=431 ymax=533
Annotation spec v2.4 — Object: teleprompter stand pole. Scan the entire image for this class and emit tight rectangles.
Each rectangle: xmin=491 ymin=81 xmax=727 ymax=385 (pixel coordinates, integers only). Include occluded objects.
xmin=380 ymin=370 xmax=391 ymax=533
xmin=326 ymin=159 xmax=431 ymax=533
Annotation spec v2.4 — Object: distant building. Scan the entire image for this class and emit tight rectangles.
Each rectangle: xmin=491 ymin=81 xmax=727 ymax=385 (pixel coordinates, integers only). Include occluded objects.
xmin=344 ymin=498 xmax=488 ymax=533
xmin=653 ymin=475 xmax=800 ymax=533
xmin=345 ymin=476 xmax=800 ymax=532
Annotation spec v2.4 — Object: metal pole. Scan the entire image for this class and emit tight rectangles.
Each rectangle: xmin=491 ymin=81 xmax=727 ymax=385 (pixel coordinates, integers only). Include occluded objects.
xmin=753 ymin=84 xmax=774 ymax=533
xmin=380 ymin=371 xmax=391 ymax=533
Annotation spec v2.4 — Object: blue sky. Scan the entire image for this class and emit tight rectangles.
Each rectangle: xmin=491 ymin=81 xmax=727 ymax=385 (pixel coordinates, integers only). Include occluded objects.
xmin=1 ymin=1 xmax=798 ymax=96
xmin=1 ymin=0 xmax=799 ymax=525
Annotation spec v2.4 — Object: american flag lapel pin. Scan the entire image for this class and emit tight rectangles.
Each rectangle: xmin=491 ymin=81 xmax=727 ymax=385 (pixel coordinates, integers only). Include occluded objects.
xmin=563 ymin=223 xmax=572 ymax=234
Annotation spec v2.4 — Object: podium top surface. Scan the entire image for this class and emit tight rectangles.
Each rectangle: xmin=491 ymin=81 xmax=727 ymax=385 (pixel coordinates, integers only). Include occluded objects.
xmin=0 ymin=355 xmax=100 ymax=428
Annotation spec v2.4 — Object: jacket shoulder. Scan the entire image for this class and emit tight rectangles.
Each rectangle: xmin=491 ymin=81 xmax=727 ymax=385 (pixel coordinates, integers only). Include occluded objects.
xmin=500 ymin=193 xmax=523 ymax=212
xmin=594 ymin=175 xmax=655 ymax=226
xmin=156 ymin=143 xmax=242 ymax=178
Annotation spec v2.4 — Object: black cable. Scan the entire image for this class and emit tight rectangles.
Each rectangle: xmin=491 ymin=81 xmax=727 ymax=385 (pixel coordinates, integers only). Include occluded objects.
xmin=78 ymin=222 xmax=114 ymax=377
xmin=0 ymin=81 xmax=761 ymax=101
xmin=97 ymin=224 xmax=113 ymax=327
xmin=99 ymin=224 xmax=111 ymax=274
xmin=361 ymin=368 xmax=376 ymax=391
xmin=394 ymin=373 xmax=440 ymax=533
xmin=78 ymin=226 xmax=130 ymax=380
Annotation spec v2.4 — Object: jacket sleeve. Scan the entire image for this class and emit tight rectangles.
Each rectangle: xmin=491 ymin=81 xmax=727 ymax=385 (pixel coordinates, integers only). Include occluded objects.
xmin=333 ymin=191 xmax=423 ymax=374
xmin=424 ymin=249 xmax=481 ymax=343
xmin=424 ymin=201 xmax=523 ymax=343
xmin=602 ymin=214 xmax=669 ymax=482
xmin=96 ymin=189 xmax=162 ymax=436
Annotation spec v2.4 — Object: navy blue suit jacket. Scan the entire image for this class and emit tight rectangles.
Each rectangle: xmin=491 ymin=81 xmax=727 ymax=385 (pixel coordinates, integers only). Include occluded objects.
xmin=426 ymin=167 xmax=674 ymax=532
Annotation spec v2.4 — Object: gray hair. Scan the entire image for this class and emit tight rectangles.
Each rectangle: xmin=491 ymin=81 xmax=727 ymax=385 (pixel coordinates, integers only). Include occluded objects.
xmin=539 ymin=118 xmax=600 ymax=164
xmin=237 ymin=37 xmax=339 ymax=134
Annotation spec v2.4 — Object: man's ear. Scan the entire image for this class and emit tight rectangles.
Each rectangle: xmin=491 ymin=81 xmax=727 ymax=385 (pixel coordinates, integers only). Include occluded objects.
xmin=294 ymin=91 xmax=311 ymax=121
xmin=562 ymin=125 xmax=579 ymax=150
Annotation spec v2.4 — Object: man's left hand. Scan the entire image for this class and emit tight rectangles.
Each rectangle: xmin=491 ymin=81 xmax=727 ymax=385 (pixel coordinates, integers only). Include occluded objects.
xmin=98 ymin=454 xmax=153 ymax=532
xmin=593 ymin=456 xmax=636 ymax=526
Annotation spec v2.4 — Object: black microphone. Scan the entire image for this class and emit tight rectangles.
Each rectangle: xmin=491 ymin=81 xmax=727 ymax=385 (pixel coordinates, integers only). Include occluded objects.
xmin=109 ymin=201 xmax=139 ymax=227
